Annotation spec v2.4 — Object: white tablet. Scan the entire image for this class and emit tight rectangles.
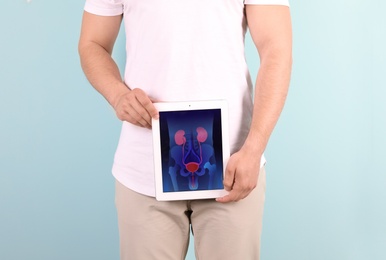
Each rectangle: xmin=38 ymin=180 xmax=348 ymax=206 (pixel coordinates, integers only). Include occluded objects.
xmin=152 ymin=100 xmax=230 ymax=201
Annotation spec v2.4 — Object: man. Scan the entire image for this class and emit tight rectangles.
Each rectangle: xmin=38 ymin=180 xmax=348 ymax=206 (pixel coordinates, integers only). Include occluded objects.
xmin=79 ymin=0 xmax=292 ymax=259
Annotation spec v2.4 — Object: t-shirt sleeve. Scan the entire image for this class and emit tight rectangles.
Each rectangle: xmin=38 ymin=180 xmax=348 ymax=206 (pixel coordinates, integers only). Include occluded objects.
xmin=84 ymin=0 xmax=124 ymax=16
xmin=244 ymin=0 xmax=289 ymax=6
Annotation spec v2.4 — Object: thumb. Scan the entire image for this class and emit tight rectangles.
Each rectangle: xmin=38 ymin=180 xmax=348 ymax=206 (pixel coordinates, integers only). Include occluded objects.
xmin=223 ymin=160 xmax=236 ymax=191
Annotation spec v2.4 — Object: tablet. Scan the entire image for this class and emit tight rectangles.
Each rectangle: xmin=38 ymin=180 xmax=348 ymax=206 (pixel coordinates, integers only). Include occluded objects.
xmin=152 ymin=100 xmax=230 ymax=201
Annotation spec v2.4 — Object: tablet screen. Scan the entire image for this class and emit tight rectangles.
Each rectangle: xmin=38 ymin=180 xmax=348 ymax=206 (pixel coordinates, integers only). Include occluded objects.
xmin=159 ymin=108 xmax=224 ymax=193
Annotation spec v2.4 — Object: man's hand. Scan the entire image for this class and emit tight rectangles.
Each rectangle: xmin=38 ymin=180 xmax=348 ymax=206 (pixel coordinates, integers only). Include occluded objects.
xmin=216 ymin=146 xmax=261 ymax=203
xmin=113 ymin=88 xmax=159 ymax=129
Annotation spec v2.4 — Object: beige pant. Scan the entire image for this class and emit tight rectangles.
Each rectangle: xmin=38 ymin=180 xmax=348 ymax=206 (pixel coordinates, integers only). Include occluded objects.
xmin=115 ymin=167 xmax=266 ymax=260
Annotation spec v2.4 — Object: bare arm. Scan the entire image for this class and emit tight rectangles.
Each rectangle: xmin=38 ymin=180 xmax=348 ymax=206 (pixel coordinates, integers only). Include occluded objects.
xmin=217 ymin=5 xmax=292 ymax=203
xmin=78 ymin=12 xmax=158 ymax=128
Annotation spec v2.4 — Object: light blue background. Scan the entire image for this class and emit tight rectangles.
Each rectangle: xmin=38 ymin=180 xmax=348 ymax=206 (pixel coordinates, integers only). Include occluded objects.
xmin=0 ymin=1 xmax=385 ymax=259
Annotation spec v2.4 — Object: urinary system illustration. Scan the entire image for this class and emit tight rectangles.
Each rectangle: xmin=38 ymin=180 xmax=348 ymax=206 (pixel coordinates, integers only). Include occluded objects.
xmin=169 ymin=127 xmax=217 ymax=191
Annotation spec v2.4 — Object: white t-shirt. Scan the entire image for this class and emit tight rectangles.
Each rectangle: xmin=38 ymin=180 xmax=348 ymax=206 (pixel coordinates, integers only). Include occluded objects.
xmin=84 ymin=0 xmax=289 ymax=196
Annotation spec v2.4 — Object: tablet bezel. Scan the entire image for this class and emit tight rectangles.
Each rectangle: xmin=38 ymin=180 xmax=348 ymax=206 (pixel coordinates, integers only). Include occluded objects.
xmin=152 ymin=100 xmax=230 ymax=201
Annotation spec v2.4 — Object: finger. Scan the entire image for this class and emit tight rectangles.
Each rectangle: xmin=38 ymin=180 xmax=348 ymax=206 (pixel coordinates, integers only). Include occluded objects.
xmin=216 ymin=189 xmax=241 ymax=203
xmin=216 ymin=188 xmax=250 ymax=203
xmin=140 ymin=96 xmax=159 ymax=120
xmin=135 ymin=90 xmax=159 ymax=120
xmin=123 ymin=106 xmax=152 ymax=128
xmin=217 ymin=179 xmax=254 ymax=203
xmin=223 ymin=163 xmax=236 ymax=191
xmin=124 ymin=89 xmax=153 ymax=125
xmin=128 ymin=97 xmax=153 ymax=126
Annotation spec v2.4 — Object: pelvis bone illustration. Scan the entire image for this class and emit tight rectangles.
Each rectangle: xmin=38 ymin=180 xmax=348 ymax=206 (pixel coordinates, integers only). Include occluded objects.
xmin=169 ymin=127 xmax=217 ymax=191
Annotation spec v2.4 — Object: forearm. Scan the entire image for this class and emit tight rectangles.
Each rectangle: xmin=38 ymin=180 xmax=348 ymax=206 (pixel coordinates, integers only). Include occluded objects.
xmin=79 ymin=41 xmax=129 ymax=108
xmin=243 ymin=5 xmax=292 ymax=158
xmin=78 ymin=12 xmax=157 ymax=128
xmin=244 ymin=52 xmax=292 ymax=156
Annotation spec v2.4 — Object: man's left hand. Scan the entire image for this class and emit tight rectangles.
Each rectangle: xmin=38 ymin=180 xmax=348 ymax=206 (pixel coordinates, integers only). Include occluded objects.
xmin=216 ymin=147 xmax=261 ymax=203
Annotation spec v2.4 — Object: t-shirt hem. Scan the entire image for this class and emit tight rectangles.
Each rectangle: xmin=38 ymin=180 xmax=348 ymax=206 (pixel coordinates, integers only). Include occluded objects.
xmin=244 ymin=0 xmax=289 ymax=6
xmin=112 ymin=165 xmax=156 ymax=197
xmin=84 ymin=2 xmax=123 ymax=16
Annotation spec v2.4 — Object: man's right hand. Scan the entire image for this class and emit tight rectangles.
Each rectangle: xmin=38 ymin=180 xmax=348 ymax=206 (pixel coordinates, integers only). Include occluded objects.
xmin=79 ymin=12 xmax=158 ymax=129
xmin=113 ymin=88 xmax=159 ymax=129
